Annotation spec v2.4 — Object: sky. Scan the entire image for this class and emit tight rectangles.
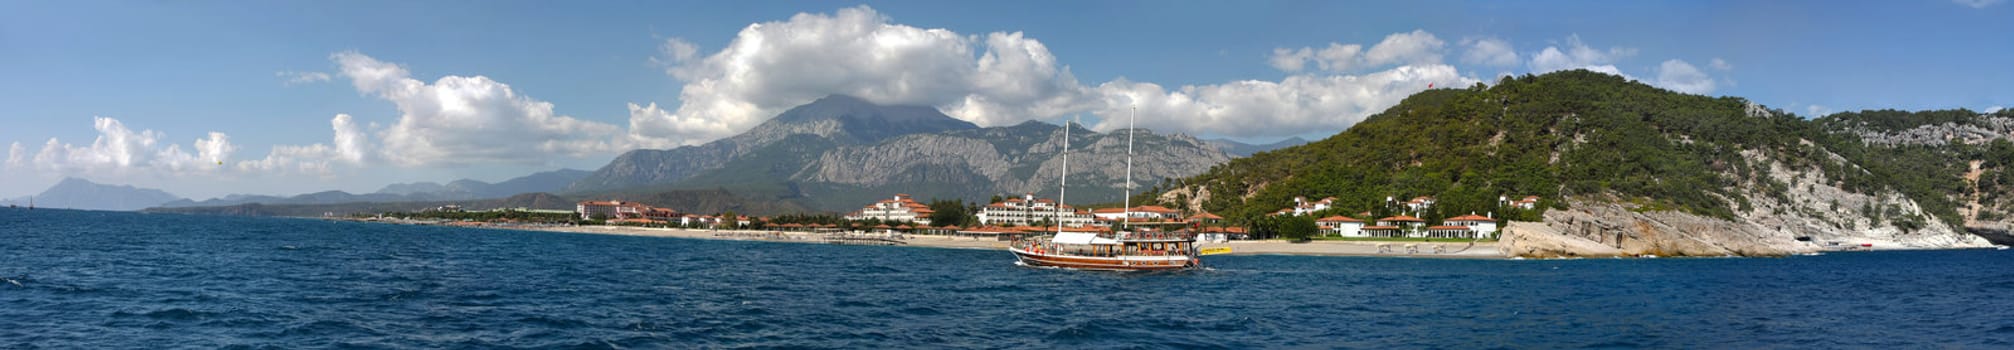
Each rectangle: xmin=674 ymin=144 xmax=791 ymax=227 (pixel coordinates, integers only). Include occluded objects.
xmin=2 ymin=0 xmax=2010 ymax=200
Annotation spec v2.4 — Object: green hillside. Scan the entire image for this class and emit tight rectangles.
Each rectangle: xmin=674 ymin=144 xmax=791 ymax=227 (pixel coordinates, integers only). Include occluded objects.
xmin=1158 ymin=70 xmax=1900 ymax=228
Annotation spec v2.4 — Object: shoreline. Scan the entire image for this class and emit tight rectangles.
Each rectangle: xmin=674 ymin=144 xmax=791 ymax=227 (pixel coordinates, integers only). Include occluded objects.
xmin=335 ymin=218 xmax=1508 ymax=259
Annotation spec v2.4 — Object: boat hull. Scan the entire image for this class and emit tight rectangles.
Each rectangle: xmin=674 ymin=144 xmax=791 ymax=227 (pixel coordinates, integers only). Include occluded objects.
xmin=1009 ymin=247 xmax=1196 ymax=271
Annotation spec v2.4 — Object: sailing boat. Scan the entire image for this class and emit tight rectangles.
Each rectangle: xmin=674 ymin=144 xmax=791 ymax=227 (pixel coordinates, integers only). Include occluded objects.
xmin=1008 ymin=109 xmax=1201 ymax=271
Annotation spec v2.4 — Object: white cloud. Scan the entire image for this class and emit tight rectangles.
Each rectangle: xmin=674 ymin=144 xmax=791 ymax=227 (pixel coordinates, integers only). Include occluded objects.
xmin=1460 ymin=38 xmax=1519 ymax=67
xmin=155 ymin=132 xmax=236 ymax=173
xmin=650 ymin=37 xmax=700 ymax=72
xmin=1987 ymin=106 xmax=2004 ymax=114
xmin=1806 ymin=105 xmax=1833 ymax=117
xmin=1528 ymin=34 xmax=1636 ymax=76
xmin=632 ymin=6 xmax=1097 ymax=146
xmin=1092 ymin=64 xmax=1476 ymax=138
xmin=1954 ymin=0 xmax=2005 ymax=8
xmin=6 ymin=142 xmax=24 ymax=168
xmin=1655 ymin=59 xmax=1716 ymax=95
xmin=276 ymin=71 xmax=331 ymax=85
xmin=1270 ymin=30 xmax=1445 ymax=73
xmin=333 ymin=51 xmax=631 ymax=166
xmin=1709 ymin=58 xmax=1733 ymax=71
xmin=13 ymin=117 xmax=236 ymax=175
xmin=235 ymin=114 xmax=370 ymax=174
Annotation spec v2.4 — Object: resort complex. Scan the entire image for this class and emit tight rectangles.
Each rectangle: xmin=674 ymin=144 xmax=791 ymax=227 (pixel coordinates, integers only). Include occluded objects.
xmin=842 ymin=193 xmax=934 ymax=225
xmin=976 ymin=193 xmax=1096 ymax=227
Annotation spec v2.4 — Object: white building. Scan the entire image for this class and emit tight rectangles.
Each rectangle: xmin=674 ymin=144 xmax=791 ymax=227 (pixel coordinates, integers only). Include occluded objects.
xmin=1376 ymin=215 xmax=1428 ymax=237
xmin=1443 ymin=214 xmax=1499 ymax=237
xmin=977 ymin=193 xmax=1095 ymax=227
xmin=843 ymin=194 xmax=935 ymax=225
xmin=1274 ymin=196 xmax=1336 ymax=216
xmin=1404 ymin=196 xmax=1436 ymax=212
xmin=577 ymin=200 xmax=649 ymax=220
xmin=1506 ymin=195 xmax=1540 ymax=210
xmin=1317 ymin=215 xmax=1367 ymax=237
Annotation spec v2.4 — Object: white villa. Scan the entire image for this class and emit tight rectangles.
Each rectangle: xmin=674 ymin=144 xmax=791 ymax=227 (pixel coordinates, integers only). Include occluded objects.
xmin=1274 ymin=196 xmax=1337 ymax=216
xmin=977 ymin=193 xmax=1095 ymax=227
xmin=843 ymin=193 xmax=935 ymax=225
xmin=1444 ymin=214 xmax=1499 ymax=235
xmin=1404 ymin=196 xmax=1437 ymax=212
xmin=1316 ymin=215 xmax=1367 ymax=237
xmin=1507 ymin=195 xmax=1541 ymax=210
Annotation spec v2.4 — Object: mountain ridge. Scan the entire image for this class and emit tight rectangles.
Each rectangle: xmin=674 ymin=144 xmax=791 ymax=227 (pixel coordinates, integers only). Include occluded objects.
xmin=0 ymin=177 xmax=184 ymax=211
xmin=569 ymin=95 xmax=1234 ymax=213
xmin=1151 ymin=70 xmax=1994 ymax=257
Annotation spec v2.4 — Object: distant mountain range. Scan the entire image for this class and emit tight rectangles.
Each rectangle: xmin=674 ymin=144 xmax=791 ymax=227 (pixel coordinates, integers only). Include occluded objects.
xmin=155 ymin=169 xmax=590 ymax=208
xmin=1205 ymin=137 xmax=1309 ymax=157
xmin=568 ymin=94 xmax=1235 ymax=213
xmin=0 ymin=177 xmax=184 ymax=211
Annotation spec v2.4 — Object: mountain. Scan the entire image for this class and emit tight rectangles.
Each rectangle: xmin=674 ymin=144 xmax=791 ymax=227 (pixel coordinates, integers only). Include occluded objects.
xmin=159 ymin=168 xmax=592 ymax=208
xmin=374 ymin=169 xmax=592 ymax=198
xmin=144 ymin=190 xmax=805 ymax=218
xmin=569 ymin=95 xmax=1234 ymax=213
xmin=1206 ymin=137 xmax=1309 ymax=157
xmin=1816 ymin=109 xmax=2014 ymax=244
xmin=1149 ymin=70 xmax=1993 ymax=257
xmin=569 ymin=95 xmax=981 ymax=191
xmin=0 ymin=177 xmax=183 ymax=211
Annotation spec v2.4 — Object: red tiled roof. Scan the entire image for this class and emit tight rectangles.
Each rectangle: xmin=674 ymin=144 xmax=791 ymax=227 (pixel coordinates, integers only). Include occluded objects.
xmin=1317 ymin=215 xmax=1364 ymax=222
xmin=1187 ymin=212 xmax=1223 ymax=220
xmin=1445 ymin=214 xmax=1496 ymax=222
xmin=1378 ymin=215 xmax=1426 ymax=222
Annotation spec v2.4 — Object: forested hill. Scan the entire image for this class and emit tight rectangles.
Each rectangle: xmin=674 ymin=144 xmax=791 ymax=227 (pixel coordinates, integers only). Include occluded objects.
xmin=1152 ymin=70 xmax=1994 ymax=255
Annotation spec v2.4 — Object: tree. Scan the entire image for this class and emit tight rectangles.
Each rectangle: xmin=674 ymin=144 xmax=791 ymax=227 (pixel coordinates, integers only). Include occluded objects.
xmin=928 ymin=199 xmax=971 ymax=227
xmin=1278 ymin=215 xmax=1319 ymax=241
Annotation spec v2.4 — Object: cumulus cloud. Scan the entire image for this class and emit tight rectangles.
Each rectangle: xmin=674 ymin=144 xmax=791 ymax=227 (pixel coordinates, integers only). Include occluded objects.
xmin=1528 ymin=35 xmax=1636 ymax=76
xmin=1091 ymin=65 xmax=1476 ymax=137
xmin=333 ymin=51 xmax=631 ymax=166
xmin=11 ymin=117 xmax=236 ymax=175
xmin=7 ymin=142 xmax=24 ymax=168
xmin=155 ymin=132 xmax=236 ymax=173
xmin=631 ymin=6 xmax=1097 ymax=146
xmin=1460 ymin=38 xmax=1519 ymax=67
xmin=1709 ymin=58 xmax=1733 ymax=71
xmin=235 ymin=114 xmax=370 ymax=174
xmin=1270 ymin=30 xmax=1446 ymax=73
xmin=277 ymin=71 xmax=331 ymax=85
xmin=1954 ymin=0 xmax=2005 ymax=8
xmin=650 ymin=37 xmax=700 ymax=72
xmin=1654 ymin=59 xmax=1716 ymax=95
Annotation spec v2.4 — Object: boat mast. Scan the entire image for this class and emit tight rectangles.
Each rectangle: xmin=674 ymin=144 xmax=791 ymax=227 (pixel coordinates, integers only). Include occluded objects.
xmin=1058 ymin=116 xmax=1072 ymax=235
xmin=1123 ymin=106 xmax=1134 ymax=232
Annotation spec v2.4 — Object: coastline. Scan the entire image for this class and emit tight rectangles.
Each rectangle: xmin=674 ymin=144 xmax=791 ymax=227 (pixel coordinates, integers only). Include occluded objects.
xmin=337 ymin=218 xmax=1507 ymax=259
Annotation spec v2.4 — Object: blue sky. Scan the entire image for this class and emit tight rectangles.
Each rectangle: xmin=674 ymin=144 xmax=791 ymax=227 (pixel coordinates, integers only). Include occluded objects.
xmin=2 ymin=0 xmax=2009 ymax=199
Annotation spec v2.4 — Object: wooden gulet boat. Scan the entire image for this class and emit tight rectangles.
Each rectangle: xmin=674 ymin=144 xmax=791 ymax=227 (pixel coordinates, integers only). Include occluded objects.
xmin=1010 ymin=108 xmax=1202 ymax=271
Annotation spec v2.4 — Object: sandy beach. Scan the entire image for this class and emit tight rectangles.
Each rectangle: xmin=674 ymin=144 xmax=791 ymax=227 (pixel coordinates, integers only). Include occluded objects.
xmin=466 ymin=223 xmax=1505 ymax=259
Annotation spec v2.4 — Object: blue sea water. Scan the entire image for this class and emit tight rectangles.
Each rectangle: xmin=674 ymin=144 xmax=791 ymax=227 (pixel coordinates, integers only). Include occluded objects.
xmin=3 ymin=208 xmax=2013 ymax=349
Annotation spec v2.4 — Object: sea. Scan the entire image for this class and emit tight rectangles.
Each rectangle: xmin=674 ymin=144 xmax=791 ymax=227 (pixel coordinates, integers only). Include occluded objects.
xmin=3 ymin=208 xmax=2013 ymax=349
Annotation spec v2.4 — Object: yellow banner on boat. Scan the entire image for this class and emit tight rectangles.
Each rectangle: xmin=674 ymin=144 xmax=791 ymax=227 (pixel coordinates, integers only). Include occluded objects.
xmin=1198 ymin=247 xmax=1233 ymax=256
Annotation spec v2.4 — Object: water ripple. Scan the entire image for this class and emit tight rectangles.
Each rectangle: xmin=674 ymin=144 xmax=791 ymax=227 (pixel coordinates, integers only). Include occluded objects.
xmin=4 ymin=209 xmax=2014 ymax=348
